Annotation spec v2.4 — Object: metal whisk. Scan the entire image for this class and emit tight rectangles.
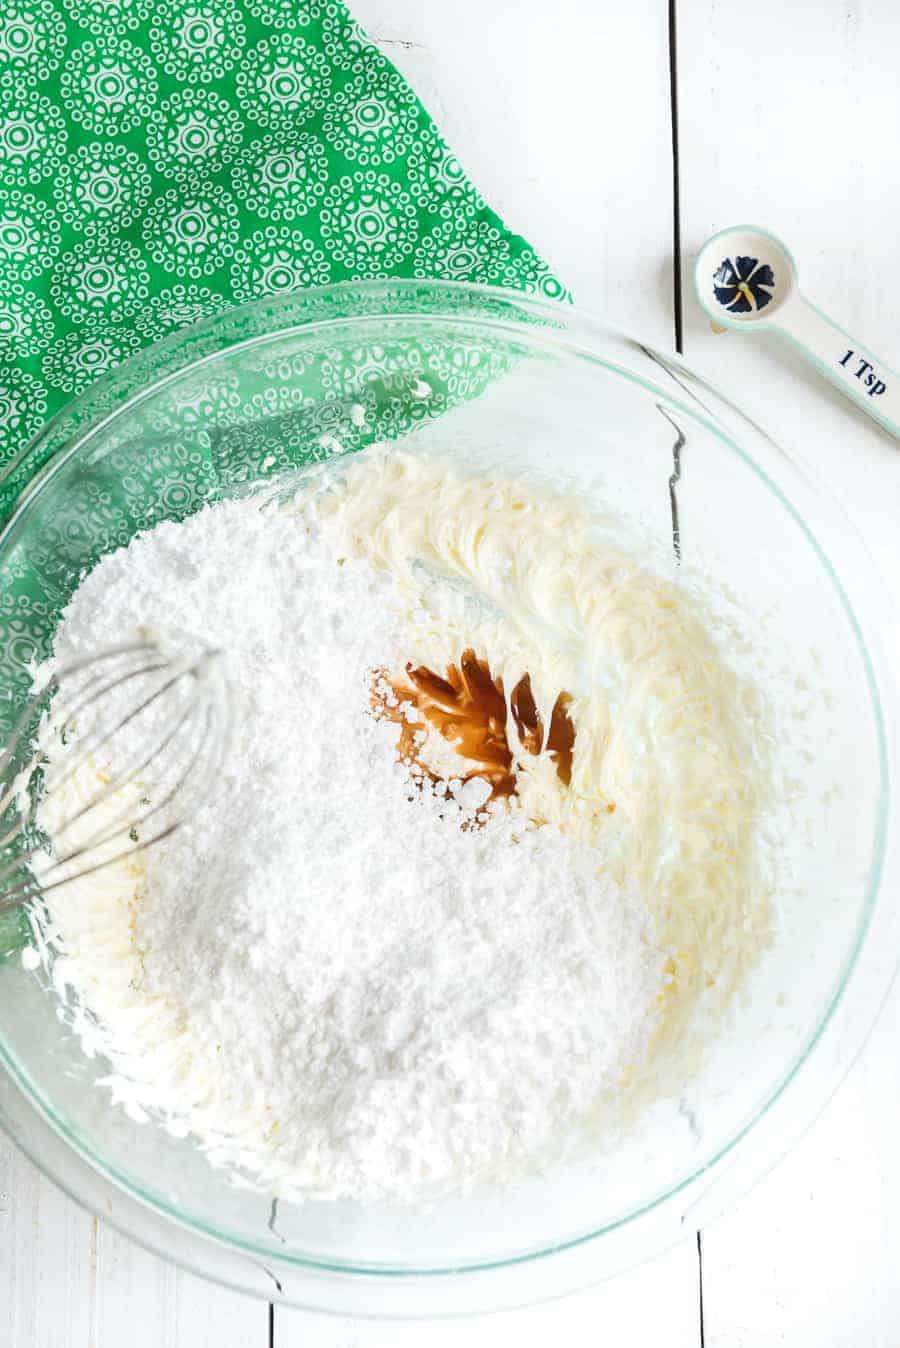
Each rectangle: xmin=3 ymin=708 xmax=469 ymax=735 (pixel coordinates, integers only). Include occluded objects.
xmin=0 ymin=628 xmax=230 ymax=913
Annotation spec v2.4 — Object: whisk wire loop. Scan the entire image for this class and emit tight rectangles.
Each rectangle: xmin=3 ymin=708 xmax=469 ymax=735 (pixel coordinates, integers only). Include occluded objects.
xmin=0 ymin=630 xmax=230 ymax=914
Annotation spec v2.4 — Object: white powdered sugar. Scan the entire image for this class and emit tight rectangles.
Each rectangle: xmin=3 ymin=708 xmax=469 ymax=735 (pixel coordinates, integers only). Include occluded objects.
xmin=33 ymin=477 xmax=670 ymax=1202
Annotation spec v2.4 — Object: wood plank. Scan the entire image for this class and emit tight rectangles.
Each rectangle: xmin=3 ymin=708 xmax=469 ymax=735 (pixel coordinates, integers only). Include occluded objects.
xmin=0 ymin=1133 xmax=266 ymax=1348
xmin=356 ymin=0 xmax=677 ymax=338
xmin=275 ymin=1240 xmax=699 ymax=1347
xmin=678 ymin=1 xmax=900 ymax=1343
xmin=699 ymin=979 xmax=900 ymax=1348
xmin=0 ymin=1134 xmax=95 ymax=1348
xmin=92 ymin=1220 xmax=266 ymax=1348
xmin=677 ymin=0 xmax=900 ymax=599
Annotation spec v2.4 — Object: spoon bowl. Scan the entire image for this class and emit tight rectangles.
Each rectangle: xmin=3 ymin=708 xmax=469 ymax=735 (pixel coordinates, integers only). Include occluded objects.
xmin=694 ymin=223 xmax=900 ymax=437
xmin=695 ymin=225 xmax=797 ymax=328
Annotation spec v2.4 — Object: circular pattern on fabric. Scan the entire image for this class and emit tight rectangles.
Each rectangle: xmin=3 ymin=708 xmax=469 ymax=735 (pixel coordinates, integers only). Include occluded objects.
xmin=505 ymin=247 xmax=570 ymax=302
xmin=0 ymin=366 xmax=47 ymax=443
xmin=146 ymin=368 xmax=243 ymax=434
xmin=0 ymin=189 xmax=59 ymax=284
xmin=413 ymin=218 xmax=511 ymax=285
xmin=133 ymin=285 xmax=230 ymax=341
xmin=42 ymin=324 xmax=141 ymax=394
xmin=150 ymin=0 xmax=245 ymax=85
xmin=0 ymin=87 xmax=66 ymax=186
xmin=236 ymin=33 xmax=331 ymax=130
xmin=243 ymin=0 xmax=317 ymax=28
xmin=62 ymin=0 xmax=152 ymax=29
xmin=141 ymin=185 xmax=240 ymax=279
xmin=50 ymin=239 xmax=150 ymax=323
xmin=242 ymin=341 xmax=320 ymax=383
xmin=320 ymin=2 xmax=369 ymax=73
xmin=60 ymin=36 xmax=158 ymax=136
xmin=424 ymin=341 xmax=509 ymax=403
xmin=317 ymin=342 xmax=429 ymax=415
xmin=319 ymin=171 xmax=417 ymax=276
xmin=52 ymin=142 xmax=152 ymax=232
xmin=230 ymin=226 xmax=330 ymax=302
xmin=408 ymin=136 xmax=472 ymax=204
xmin=232 ymin=132 xmax=328 ymax=223
xmin=436 ymin=185 xmax=488 ymax=229
xmin=235 ymin=384 xmax=312 ymax=424
xmin=322 ymin=64 xmax=419 ymax=167
xmin=0 ymin=287 xmax=53 ymax=355
xmin=0 ymin=0 xmax=569 ymax=491
xmin=147 ymin=89 xmax=243 ymax=181
xmin=0 ymin=1 xmax=66 ymax=83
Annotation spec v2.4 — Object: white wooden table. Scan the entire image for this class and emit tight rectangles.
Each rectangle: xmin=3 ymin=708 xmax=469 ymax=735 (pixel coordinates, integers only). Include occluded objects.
xmin=4 ymin=2 xmax=900 ymax=1343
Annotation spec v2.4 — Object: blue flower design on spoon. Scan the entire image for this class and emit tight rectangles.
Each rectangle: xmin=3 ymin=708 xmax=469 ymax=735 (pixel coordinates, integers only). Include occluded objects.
xmin=713 ymin=255 xmax=775 ymax=313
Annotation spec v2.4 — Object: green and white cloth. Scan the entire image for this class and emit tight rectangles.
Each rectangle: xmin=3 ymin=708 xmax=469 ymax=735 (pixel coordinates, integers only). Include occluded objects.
xmin=0 ymin=0 xmax=566 ymax=473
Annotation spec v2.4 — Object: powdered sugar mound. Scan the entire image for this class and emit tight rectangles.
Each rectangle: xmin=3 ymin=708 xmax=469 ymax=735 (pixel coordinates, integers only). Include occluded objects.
xmin=36 ymin=487 xmax=667 ymax=1202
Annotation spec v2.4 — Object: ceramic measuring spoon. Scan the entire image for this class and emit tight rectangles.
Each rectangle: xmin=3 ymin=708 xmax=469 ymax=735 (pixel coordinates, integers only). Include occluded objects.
xmin=694 ymin=225 xmax=900 ymax=439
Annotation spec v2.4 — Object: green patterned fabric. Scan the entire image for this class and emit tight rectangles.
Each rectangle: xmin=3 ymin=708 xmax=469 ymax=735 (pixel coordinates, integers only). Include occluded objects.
xmin=0 ymin=0 xmax=566 ymax=477
xmin=0 ymin=5 xmax=569 ymax=962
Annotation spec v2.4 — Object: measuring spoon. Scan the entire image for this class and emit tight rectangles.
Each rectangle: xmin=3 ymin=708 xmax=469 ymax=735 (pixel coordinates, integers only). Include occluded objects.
xmin=693 ymin=225 xmax=900 ymax=439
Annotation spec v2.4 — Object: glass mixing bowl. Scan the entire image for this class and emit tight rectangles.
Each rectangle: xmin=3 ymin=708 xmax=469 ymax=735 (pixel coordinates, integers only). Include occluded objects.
xmin=0 ymin=281 xmax=897 ymax=1317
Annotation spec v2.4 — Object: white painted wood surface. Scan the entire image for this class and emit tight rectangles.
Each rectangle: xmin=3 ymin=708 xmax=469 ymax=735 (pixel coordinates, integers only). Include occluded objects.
xmin=0 ymin=1134 xmax=266 ymax=1347
xmin=678 ymin=3 xmax=900 ymax=1345
xmin=356 ymin=0 xmax=676 ymax=343
xmin=275 ymin=1242 xmax=699 ymax=1347
xmin=3 ymin=1 xmax=900 ymax=1344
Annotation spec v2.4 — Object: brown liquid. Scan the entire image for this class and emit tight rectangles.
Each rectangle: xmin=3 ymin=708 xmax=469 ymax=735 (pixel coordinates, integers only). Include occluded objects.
xmin=372 ymin=649 xmax=576 ymax=806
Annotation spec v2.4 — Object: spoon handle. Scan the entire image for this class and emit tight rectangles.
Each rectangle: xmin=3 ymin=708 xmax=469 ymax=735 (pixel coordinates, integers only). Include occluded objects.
xmin=773 ymin=295 xmax=900 ymax=438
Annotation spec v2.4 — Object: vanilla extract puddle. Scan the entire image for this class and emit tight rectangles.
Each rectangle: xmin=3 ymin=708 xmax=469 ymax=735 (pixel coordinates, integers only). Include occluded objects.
xmin=372 ymin=648 xmax=577 ymax=810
